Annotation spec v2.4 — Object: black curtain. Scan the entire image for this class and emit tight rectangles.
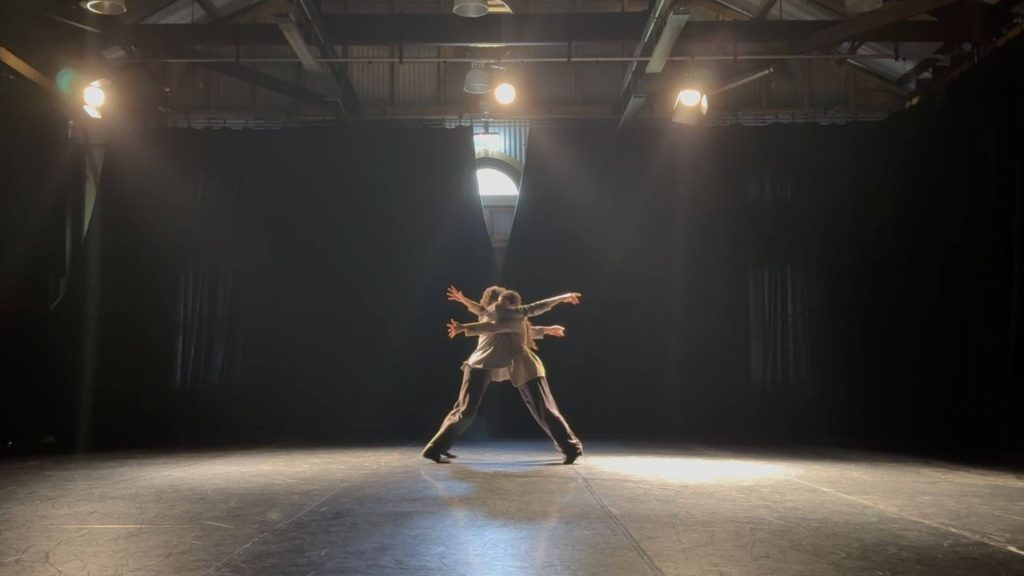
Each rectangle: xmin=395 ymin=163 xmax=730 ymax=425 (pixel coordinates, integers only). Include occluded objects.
xmin=0 ymin=81 xmax=80 ymax=449
xmin=503 ymin=36 xmax=1024 ymax=460
xmin=86 ymin=126 xmax=491 ymax=447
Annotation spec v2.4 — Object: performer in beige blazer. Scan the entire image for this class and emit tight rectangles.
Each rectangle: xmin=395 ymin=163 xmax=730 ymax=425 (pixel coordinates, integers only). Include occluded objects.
xmin=422 ymin=287 xmax=583 ymax=464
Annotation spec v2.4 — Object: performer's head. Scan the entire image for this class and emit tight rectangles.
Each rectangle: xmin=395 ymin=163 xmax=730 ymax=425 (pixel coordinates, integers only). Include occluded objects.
xmin=481 ymin=286 xmax=506 ymax=307
xmin=498 ymin=290 xmax=523 ymax=308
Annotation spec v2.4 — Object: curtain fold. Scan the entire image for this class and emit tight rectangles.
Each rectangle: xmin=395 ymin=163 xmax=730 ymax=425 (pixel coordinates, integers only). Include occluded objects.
xmin=502 ymin=32 xmax=1023 ymax=461
xmin=89 ymin=126 xmax=490 ymax=446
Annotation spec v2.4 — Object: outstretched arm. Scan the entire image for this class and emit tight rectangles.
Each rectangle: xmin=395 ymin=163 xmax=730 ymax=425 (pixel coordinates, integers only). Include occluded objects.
xmin=530 ymin=325 xmax=567 ymax=339
xmin=448 ymin=318 xmax=523 ymax=339
xmin=447 ymin=285 xmax=486 ymax=316
xmin=507 ymin=293 xmax=582 ymax=319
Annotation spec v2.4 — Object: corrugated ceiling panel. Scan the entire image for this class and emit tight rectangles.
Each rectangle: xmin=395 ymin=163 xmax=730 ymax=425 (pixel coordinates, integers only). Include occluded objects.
xmin=349 ymin=45 xmax=393 ymax=104
xmin=396 ymin=45 xmax=440 ymax=105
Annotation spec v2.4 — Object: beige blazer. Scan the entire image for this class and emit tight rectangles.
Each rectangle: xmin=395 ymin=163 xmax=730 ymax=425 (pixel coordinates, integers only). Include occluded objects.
xmin=461 ymin=296 xmax=562 ymax=387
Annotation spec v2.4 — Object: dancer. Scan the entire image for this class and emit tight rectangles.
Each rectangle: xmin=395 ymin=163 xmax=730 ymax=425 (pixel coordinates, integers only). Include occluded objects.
xmin=452 ymin=290 xmax=584 ymax=464
xmin=422 ymin=287 xmax=580 ymax=464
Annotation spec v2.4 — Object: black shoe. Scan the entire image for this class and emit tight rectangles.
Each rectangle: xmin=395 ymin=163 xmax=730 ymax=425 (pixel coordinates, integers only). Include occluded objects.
xmin=441 ymin=451 xmax=457 ymax=459
xmin=562 ymin=451 xmax=582 ymax=465
xmin=422 ymin=448 xmax=450 ymax=464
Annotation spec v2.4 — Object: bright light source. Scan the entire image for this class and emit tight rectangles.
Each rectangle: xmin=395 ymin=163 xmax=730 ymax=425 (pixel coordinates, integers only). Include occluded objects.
xmin=473 ymin=133 xmax=502 ymax=153
xmin=83 ymin=0 xmax=127 ymax=15
xmin=494 ymin=83 xmax=516 ymax=105
xmin=476 ymin=167 xmax=519 ymax=197
xmin=81 ymin=79 xmax=109 ymax=119
xmin=673 ymin=88 xmax=709 ymax=125
xmin=84 ymin=84 xmax=106 ymax=107
xmin=677 ymin=88 xmax=702 ymax=108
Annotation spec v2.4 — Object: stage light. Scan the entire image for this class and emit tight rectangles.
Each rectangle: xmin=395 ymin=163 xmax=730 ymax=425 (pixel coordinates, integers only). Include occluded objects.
xmin=677 ymin=88 xmax=702 ymax=108
xmin=82 ymin=79 xmax=110 ymax=119
xmin=464 ymin=63 xmax=491 ymax=95
xmin=672 ymin=88 xmax=708 ymax=125
xmin=82 ymin=0 xmax=127 ymax=15
xmin=454 ymin=0 xmax=488 ymax=17
xmin=494 ymin=82 xmax=516 ymax=105
xmin=84 ymin=84 xmax=106 ymax=108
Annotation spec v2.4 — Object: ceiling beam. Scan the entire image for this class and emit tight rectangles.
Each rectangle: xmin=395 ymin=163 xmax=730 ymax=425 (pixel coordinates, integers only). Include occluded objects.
xmin=294 ymin=0 xmax=360 ymax=117
xmin=619 ymin=0 xmax=677 ymax=127
xmin=793 ymin=0 xmax=962 ymax=53
xmin=898 ymin=0 xmax=1022 ymax=89
xmin=102 ymin=18 xmax=970 ymax=47
xmin=181 ymin=46 xmax=343 ymax=113
xmin=0 ymin=46 xmax=58 ymax=93
xmin=194 ymin=0 xmax=224 ymax=20
xmin=754 ymin=0 xmax=780 ymax=20
xmin=44 ymin=14 xmax=344 ymax=116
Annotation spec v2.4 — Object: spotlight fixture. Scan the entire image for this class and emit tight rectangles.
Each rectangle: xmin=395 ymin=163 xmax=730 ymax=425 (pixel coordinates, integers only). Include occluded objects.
xmin=464 ymin=63 xmax=491 ymax=95
xmin=82 ymin=79 xmax=110 ymax=119
xmin=672 ymin=88 xmax=708 ymax=125
xmin=844 ymin=0 xmax=883 ymax=13
xmin=82 ymin=0 xmax=127 ymax=15
xmin=454 ymin=0 xmax=488 ymax=17
xmin=494 ymin=82 xmax=516 ymax=105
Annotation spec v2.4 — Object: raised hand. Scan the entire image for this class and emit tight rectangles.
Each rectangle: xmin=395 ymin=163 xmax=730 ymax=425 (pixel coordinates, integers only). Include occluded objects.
xmin=562 ymin=292 xmax=582 ymax=305
xmin=545 ymin=325 xmax=567 ymax=338
xmin=447 ymin=285 xmax=467 ymax=304
xmin=446 ymin=319 xmax=464 ymax=339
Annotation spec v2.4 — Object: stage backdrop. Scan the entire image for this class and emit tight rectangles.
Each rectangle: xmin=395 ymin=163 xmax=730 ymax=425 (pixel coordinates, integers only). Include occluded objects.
xmin=0 ymin=81 xmax=81 ymax=448
xmin=86 ymin=126 xmax=492 ymax=446
xmin=502 ymin=37 xmax=1023 ymax=459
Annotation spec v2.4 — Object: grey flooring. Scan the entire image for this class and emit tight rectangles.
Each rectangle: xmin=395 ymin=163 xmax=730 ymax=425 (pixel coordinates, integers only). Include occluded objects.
xmin=1 ymin=441 xmax=1022 ymax=575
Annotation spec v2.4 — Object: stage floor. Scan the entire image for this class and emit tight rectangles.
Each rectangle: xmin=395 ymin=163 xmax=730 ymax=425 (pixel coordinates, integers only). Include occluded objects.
xmin=0 ymin=441 xmax=1022 ymax=575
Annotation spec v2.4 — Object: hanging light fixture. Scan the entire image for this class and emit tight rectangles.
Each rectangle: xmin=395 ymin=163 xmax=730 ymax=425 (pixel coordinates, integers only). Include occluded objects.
xmin=454 ymin=0 xmax=488 ymax=17
xmin=82 ymin=0 xmax=127 ymax=15
xmin=464 ymin=63 xmax=492 ymax=95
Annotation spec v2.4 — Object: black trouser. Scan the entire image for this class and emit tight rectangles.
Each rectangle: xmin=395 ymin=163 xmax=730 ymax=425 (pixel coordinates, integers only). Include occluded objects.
xmin=424 ymin=367 xmax=491 ymax=454
xmin=518 ymin=376 xmax=583 ymax=457
xmin=424 ymin=369 xmax=583 ymax=457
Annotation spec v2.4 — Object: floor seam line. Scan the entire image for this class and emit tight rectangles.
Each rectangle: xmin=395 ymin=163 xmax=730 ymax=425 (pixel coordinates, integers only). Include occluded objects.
xmin=789 ymin=477 xmax=1024 ymax=558
xmin=203 ymin=484 xmax=344 ymax=575
xmin=574 ymin=469 xmax=665 ymax=576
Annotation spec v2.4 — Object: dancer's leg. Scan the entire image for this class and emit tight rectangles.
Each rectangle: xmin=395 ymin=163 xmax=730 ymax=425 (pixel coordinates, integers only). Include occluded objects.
xmin=423 ymin=367 xmax=491 ymax=460
xmin=518 ymin=377 xmax=582 ymax=460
